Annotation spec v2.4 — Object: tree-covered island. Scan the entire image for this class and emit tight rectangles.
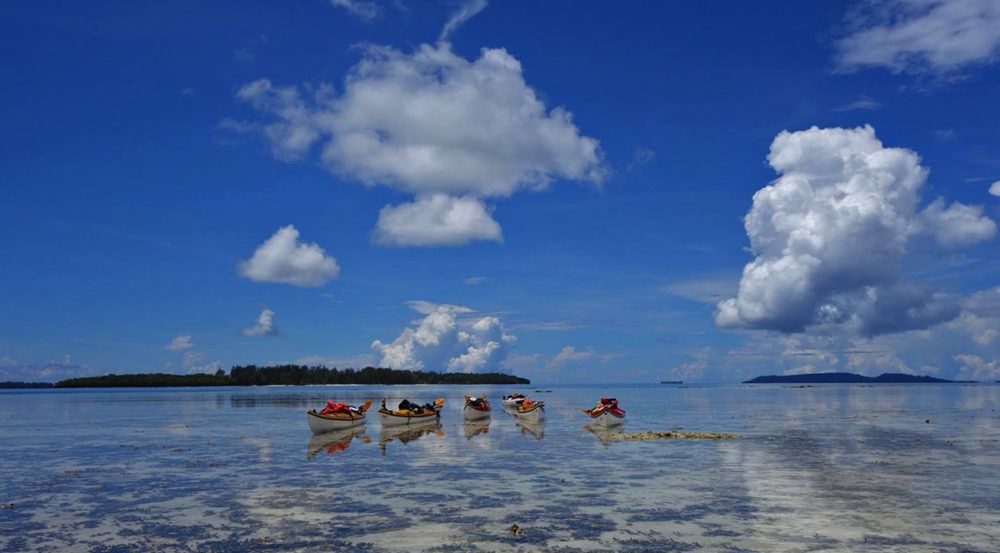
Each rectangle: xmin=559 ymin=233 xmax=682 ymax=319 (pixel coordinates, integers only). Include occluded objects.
xmin=52 ymin=365 xmax=530 ymax=388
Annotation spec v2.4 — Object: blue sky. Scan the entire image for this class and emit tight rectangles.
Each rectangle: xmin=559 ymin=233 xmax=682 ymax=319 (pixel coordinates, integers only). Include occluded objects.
xmin=2 ymin=0 xmax=999 ymax=383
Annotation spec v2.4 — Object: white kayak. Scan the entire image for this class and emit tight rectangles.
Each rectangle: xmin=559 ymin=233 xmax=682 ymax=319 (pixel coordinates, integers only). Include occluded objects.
xmin=502 ymin=394 xmax=528 ymax=407
xmin=378 ymin=398 xmax=444 ymax=427
xmin=586 ymin=410 xmax=625 ymax=428
xmin=463 ymin=395 xmax=492 ymax=421
xmin=584 ymin=398 xmax=625 ymax=428
xmin=306 ymin=400 xmax=371 ymax=434
xmin=306 ymin=409 xmax=367 ymax=434
xmin=515 ymin=401 xmax=545 ymax=422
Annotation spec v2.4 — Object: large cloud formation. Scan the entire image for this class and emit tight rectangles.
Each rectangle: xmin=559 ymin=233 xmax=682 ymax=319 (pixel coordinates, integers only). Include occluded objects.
xmin=716 ymin=125 xmax=995 ymax=336
xmin=836 ymin=0 xmax=1000 ymax=75
xmin=235 ymin=41 xmax=604 ymax=246
xmin=371 ymin=302 xmax=515 ymax=372
xmin=238 ymin=225 xmax=340 ymax=287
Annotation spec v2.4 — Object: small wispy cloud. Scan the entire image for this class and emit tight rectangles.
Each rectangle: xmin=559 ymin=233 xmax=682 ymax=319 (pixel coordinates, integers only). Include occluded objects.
xmin=406 ymin=300 xmax=474 ymax=315
xmin=834 ymin=94 xmax=880 ymax=112
xmin=834 ymin=0 xmax=1000 ymax=77
xmin=439 ymin=0 xmax=489 ymax=43
xmin=294 ymin=353 xmax=375 ymax=368
xmin=234 ymin=47 xmax=256 ymax=64
xmin=662 ymin=277 xmax=738 ymax=304
xmin=627 ymin=146 xmax=656 ymax=172
xmin=668 ymin=348 xmax=711 ymax=381
xmin=463 ymin=276 xmax=491 ymax=285
xmin=182 ymin=350 xmax=221 ymax=374
xmin=547 ymin=345 xmax=620 ymax=368
xmin=548 ymin=345 xmax=592 ymax=367
xmin=0 ymin=356 xmax=95 ymax=382
xmin=165 ymin=334 xmax=193 ymax=351
xmin=514 ymin=320 xmax=588 ymax=332
xmin=330 ymin=0 xmax=381 ymax=21
xmin=242 ymin=308 xmax=279 ymax=337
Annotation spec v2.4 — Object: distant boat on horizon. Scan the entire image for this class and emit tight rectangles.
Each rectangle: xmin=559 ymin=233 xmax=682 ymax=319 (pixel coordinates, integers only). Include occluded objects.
xmin=659 ymin=380 xmax=683 ymax=384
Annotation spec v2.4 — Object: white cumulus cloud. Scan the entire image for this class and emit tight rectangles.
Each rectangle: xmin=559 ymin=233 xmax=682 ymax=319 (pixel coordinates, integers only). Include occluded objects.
xmin=238 ymin=225 xmax=340 ymax=287
xmin=716 ymin=125 xmax=995 ymax=336
xmin=183 ymin=350 xmax=221 ymax=375
xmin=234 ymin=40 xmax=604 ymax=246
xmin=546 ymin=345 xmax=619 ymax=368
xmin=548 ymin=345 xmax=594 ymax=368
xmin=956 ymin=286 xmax=1000 ymax=345
xmin=374 ymin=194 xmax=502 ymax=246
xmin=165 ymin=335 xmax=193 ymax=351
xmin=667 ymin=348 xmax=712 ymax=381
xmin=835 ymin=0 xmax=1000 ymax=75
xmin=242 ymin=308 xmax=279 ymax=337
xmin=954 ymin=353 xmax=1000 ymax=381
xmin=371 ymin=302 xmax=515 ymax=373
xmin=990 ymin=181 xmax=1000 ymax=197
xmin=919 ymin=198 xmax=997 ymax=246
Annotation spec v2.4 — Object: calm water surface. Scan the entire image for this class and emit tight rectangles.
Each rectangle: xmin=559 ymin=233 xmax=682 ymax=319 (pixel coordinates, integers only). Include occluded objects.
xmin=1 ymin=384 xmax=999 ymax=552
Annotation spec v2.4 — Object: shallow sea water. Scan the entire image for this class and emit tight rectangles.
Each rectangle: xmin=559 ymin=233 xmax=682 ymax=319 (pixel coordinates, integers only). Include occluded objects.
xmin=1 ymin=384 xmax=999 ymax=552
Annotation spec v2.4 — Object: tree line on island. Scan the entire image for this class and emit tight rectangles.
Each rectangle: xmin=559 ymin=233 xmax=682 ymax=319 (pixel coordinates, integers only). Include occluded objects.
xmin=0 ymin=365 xmax=530 ymax=388
xmin=743 ymin=372 xmax=974 ymax=384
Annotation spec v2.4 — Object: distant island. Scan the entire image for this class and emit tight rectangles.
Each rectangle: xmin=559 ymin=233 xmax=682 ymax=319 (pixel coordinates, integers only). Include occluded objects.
xmin=744 ymin=372 xmax=973 ymax=384
xmin=49 ymin=365 xmax=530 ymax=388
xmin=659 ymin=380 xmax=683 ymax=384
xmin=0 ymin=381 xmax=55 ymax=389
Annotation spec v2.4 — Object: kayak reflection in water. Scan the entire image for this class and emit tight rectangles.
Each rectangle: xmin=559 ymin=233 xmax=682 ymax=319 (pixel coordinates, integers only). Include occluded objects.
xmin=378 ymin=420 xmax=444 ymax=455
xmin=517 ymin=418 xmax=544 ymax=440
xmin=306 ymin=426 xmax=370 ymax=460
xmin=584 ymin=424 xmax=616 ymax=447
xmin=463 ymin=419 xmax=491 ymax=439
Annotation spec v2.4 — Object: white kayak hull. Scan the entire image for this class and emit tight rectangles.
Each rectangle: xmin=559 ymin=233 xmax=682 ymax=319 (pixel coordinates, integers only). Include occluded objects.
xmin=463 ymin=405 xmax=491 ymax=421
xmin=379 ymin=410 xmax=440 ymax=427
xmin=588 ymin=410 xmax=624 ymax=428
xmin=516 ymin=404 xmax=544 ymax=422
xmin=306 ymin=411 xmax=366 ymax=434
xmin=502 ymin=398 xmax=526 ymax=407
